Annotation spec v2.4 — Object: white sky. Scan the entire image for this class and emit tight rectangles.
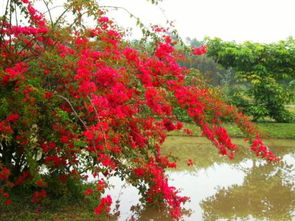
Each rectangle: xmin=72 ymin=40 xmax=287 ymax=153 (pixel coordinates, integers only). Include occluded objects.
xmin=100 ymin=0 xmax=295 ymax=43
xmin=1 ymin=0 xmax=294 ymax=43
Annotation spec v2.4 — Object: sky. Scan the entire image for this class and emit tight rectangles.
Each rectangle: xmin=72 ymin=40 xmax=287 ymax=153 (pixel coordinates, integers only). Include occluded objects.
xmin=99 ymin=0 xmax=295 ymax=43
xmin=1 ymin=0 xmax=294 ymax=43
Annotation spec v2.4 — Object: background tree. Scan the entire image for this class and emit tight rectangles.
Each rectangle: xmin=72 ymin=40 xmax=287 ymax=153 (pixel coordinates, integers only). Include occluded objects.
xmin=179 ymin=38 xmax=230 ymax=86
xmin=206 ymin=38 xmax=295 ymax=122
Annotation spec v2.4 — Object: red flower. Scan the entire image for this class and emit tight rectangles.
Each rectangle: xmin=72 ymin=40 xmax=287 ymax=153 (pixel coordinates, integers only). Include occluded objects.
xmin=6 ymin=113 xmax=20 ymax=123
xmin=84 ymin=129 xmax=94 ymax=141
xmin=44 ymin=155 xmax=66 ymax=167
xmin=60 ymin=135 xmax=69 ymax=144
xmin=15 ymin=171 xmax=33 ymax=185
xmin=41 ymin=142 xmax=56 ymax=153
xmin=32 ymin=190 xmax=47 ymax=203
xmin=0 ymin=168 xmax=11 ymax=181
xmin=183 ymin=128 xmax=193 ymax=135
xmin=192 ymin=45 xmax=207 ymax=55
xmin=5 ymin=199 xmax=12 ymax=205
xmin=187 ymin=159 xmax=194 ymax=167
xmin=96 ymin=179 xmax=106 ymax=192
xmin=3 ymin=62 xmax=27 ymax=84
xmin=123 ymin=48 xmax=138 ymax=62
xmin=36 ymin=179 xmax=48 ymax=188
xmin=84 ymin=188 xmax=94 ymax=196
xmin=58 ymin=174 xmax=68 ymax=183
xmin=176 ymin=122 xmax=183 ymax=130
xmin=155 ymin=42 xmax=174 ymax=58
xmin=44 ymin=92 xmax=53 ymax=99
xmin=98 ymin=16 xmax=110 ymax=23
xmin=99 ymin=154 xmax=116 ymax=169
xmin=163 ymin=118 xmax=176 ymax=131
xmin=94 ymin=195 xmax=112 ymax=215
xmin=3 ymin=193 xmax=10 ymax=198
xmin=134 ymin=168 xmax=145 ymax=177
xmin=0 ymin=122 xmax=12 ymax=134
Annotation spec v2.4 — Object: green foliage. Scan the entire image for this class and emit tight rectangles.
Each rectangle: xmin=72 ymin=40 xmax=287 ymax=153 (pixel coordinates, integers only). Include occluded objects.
xmin=207 ymin=37 xmax=295 ymax=122
xmin=172 ymin=107 xmax=192 ymax=122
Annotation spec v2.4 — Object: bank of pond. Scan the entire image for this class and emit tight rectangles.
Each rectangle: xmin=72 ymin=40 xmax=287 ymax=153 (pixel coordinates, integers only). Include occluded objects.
xmin=169 ymin=122 xmax=295 ymax=139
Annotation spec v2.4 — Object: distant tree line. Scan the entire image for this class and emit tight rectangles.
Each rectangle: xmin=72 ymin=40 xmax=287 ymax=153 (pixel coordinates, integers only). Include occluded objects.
xmin=179 ymin=37 xmax=295 ymax=123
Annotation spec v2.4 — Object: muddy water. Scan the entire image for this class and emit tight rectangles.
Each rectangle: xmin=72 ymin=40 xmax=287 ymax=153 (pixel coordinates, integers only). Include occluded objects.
xmin=103 ymin=137 xmax=295 ymax=221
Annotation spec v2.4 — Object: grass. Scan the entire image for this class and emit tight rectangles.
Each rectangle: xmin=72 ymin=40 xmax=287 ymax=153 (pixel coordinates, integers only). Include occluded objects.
xmin=0 ymin=186 xmax=116 ymax=221
xmin=168 ymin=122 xmax=295 ymax=139
xmin=0 ymin=199 xmax=97 ymax=221
xmin=169 ymin=104 xmax=295 ymax=139
xmin=0 ymin=202 xmax=98 ymax=221
xmin=255 ymin=122 xmax=295 ymax=139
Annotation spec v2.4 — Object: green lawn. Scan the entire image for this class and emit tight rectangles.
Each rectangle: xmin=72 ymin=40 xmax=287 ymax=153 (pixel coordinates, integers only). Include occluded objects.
xmin=169 ymin=104 xmax=295 ymax=139
xmin=169 ymin=122 xmax=295 ymax=139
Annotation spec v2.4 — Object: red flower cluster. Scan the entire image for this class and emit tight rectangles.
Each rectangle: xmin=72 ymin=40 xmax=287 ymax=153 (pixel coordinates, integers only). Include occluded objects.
xmin=44 ymin=155 xmax=66 ymax=167
xmin=251 ymin=136 xmax=280 ymax=162
xmin=15 ymin=171 xmax=33 ymax=186
xmin=32 ymin=190 xmax=47 ymax=203
xmin=134 ymin=168 xmax=145 ymax=177
xmin=94 ymin=195 xmax=112 ymax=215
xmin=96 ymin=179 xmax=106 ymax=192
xmin=192 ymin=45 xmax=207 ymax=55
xmin=143 ymin=158 xmax=188 ymax=219
xmin=0 ymin=168 xmax=10 ymax=181
xmin=0 ymin=190 xmax=11 ymax=205
xmin=187 ymin=159 xmax=194 ymax=167
xmin=0 ymin=122 xmax=12 ymax=134
xmin=6 ymin=113 xmax=20 ymax=123
xmin=84 ymin=188 xmax=94 ymax=196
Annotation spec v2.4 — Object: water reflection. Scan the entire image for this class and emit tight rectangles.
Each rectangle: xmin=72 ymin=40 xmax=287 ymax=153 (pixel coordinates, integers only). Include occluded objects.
xmin=200 ymin=160 xmax=295 ymax=221
xmin=127 ymin=204 xmax=192 ymax=221
xmin=102 ymin=137 xmax=295 ymax=220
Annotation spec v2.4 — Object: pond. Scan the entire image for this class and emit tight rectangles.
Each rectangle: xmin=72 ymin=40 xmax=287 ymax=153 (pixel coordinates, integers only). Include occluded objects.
xmin=98 ymin=137 xmax=295 ymax=220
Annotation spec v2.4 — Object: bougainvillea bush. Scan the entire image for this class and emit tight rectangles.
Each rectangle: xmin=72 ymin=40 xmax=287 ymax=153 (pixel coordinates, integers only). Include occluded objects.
xmin=0 ymin=0 xmax=279 ymax=219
